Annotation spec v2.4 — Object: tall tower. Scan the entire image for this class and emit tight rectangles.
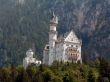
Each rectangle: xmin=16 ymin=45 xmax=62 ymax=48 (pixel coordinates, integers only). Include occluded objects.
xmin=48 ymin=12 xmax=58 ymax=65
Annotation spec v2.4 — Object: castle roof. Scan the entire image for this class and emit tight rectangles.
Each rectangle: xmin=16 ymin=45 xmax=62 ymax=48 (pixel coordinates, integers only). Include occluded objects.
xmin=57 ymin=30 xmax=81 ymax=44
xmin=50 ymin=12 xmax=58 ymax=24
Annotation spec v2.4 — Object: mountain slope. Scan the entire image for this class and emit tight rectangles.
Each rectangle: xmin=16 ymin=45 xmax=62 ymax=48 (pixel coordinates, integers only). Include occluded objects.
xmin=0 ymin=0 xmax=110 ymax=66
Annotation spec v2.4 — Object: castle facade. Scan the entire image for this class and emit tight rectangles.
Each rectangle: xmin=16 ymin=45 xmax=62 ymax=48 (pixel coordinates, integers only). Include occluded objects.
xmin=43 ymin=13 xmax=82 ymax=65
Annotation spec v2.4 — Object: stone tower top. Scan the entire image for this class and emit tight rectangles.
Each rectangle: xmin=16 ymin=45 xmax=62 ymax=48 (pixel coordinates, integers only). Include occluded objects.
xmin=50 ymin=12 xmax=58 ymax=25
xmin=26 ymin=49 xmax=34 ymax=58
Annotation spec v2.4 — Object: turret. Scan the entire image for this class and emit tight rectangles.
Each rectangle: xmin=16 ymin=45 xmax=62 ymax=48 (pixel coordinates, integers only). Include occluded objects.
xmin=23 ymin=48 xmax=41 ymax=69
xmin=48 ymin=12 xmax=58 ymax=65
xmin=26 ymin=49 xmax=34 ymax=58
xmin=49 ymin=12 xmax=58 ymax=41
xmin=50 ymin=12 xmax=58 ymax=32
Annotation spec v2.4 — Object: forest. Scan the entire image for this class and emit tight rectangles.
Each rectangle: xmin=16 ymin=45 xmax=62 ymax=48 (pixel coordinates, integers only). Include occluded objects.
xmin=0 ymin=0 xmax=110 ymax=67
xmin=0 ymin=57 xmax=110 ymax=82
xmin=0 ymin=0 xmax=110 ymax=81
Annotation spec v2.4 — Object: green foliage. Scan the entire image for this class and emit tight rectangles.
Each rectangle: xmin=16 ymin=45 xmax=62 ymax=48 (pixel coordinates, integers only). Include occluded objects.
xmin=1 ymin=60 xmax=110 ymax=82
xmin=103 ymin=77 xmax=109 ymax=82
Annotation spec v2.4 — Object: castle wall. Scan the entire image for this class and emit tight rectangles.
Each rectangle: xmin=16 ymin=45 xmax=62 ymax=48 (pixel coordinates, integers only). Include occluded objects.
xmin=63 ymin=42 xmax=82 ymax=63
xmin=43 ymin=50 xmax=49 ymax=64
xmin=55 ymin=42 xmax=65 ymax=62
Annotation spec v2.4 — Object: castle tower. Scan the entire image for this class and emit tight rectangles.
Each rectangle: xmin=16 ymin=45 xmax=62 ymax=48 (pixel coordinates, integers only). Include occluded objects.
xmin=23 ymin=49 xmax=34 ymax=69
xmin=23 ymin=49 xmax=41 ymax=69
xmin=48 ymin=12 xmax=58 ymax=65
xmin=26 ymin=49 xmax=34 ymax=58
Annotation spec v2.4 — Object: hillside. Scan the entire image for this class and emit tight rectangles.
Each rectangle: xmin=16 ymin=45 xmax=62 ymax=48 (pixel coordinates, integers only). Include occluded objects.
xmin=0 ymin=0 xmax=110 ymax=66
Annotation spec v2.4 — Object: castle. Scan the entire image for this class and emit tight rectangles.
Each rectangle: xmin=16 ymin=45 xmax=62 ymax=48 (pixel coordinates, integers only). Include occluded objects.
xmin=43 ymin=13 xmax=82 ymax=65
xmin=23 ymin=49 xmax=41 ymax=69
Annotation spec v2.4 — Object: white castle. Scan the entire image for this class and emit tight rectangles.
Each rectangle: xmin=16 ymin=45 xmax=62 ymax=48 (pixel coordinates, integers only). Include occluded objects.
xmin=43 ymin=13 xmax=82 ymax=65
xmin=23 ymin=49 xmax=41 ymax=69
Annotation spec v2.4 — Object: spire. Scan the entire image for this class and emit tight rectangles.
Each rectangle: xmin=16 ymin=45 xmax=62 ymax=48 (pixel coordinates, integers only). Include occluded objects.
xmin=50 ymin=12 xmax=58 ymax=25
xmin=51 ymin=11 xmax=55 ymax=19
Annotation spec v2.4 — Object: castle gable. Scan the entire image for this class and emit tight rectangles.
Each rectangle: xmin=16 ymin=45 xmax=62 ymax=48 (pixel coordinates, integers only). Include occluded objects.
xmin=64 ymin=31 xmax=80 ymax=43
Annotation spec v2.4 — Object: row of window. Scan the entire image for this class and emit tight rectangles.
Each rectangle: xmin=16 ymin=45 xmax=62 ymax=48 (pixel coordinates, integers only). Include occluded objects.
xmin=66 ymin=48 xmax=77 ymax=51
xmin=66 ymin=44 xmax=78 ymax=48
xmin=68 ymin=54 xmax=79 ymax=60
xmin=66 ymin=53 xmax=79 ymax=56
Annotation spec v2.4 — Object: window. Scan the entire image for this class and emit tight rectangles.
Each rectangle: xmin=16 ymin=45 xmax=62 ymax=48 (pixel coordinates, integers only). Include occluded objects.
xmin=66 ymin=44 xmax=69 ymax=46
xmin=76 ymin=45 xmax=78 ymax=48
xmin=71 ymin=38 xmax=73 ymax=41
xmin=71 ymin=45 xmax=73 ymax=47
xmin=47 ymin=46 xmax=49 ymax=49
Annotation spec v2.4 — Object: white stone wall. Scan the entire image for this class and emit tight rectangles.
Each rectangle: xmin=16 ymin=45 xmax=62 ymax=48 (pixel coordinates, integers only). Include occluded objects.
xmin=50 ymin=26 xmax=56 ymax=31
xmin=43 ymin=50 xmax=49 ymax=64
xmin=55 ymin=42 xmax=64 ymax=62
xmin=49 ymin=47 xmax=56 ymax=65
xmin=23 ymin=57 xmax=36 ymax=69
xmin=63 ymin=42 xmax=82 ymax=63
xmin=49 ymin=33 xmax=57 ymax=41
xmin=23 ymin=49 xmax=42 ymax=69
xmin=49 ymin=40 xmax=56 ymax=65
xmin=77 ymin=45 xmax=82 ymax=63
xmin=49 ymin=31 xmax=57 ymax=65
